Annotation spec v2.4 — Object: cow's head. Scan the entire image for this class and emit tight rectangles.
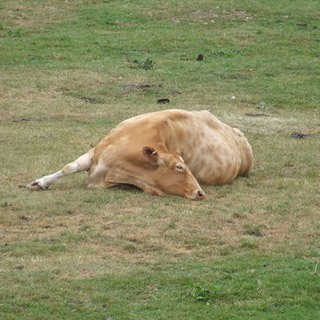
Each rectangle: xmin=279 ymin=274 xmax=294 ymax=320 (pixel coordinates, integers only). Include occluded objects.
xmin=142 ymin=146 xmax=205 ymax=200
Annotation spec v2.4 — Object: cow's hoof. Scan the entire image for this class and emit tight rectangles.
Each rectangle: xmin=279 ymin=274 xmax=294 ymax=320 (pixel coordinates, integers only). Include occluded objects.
xmin=26 ymin=181 xmax=47 ymax=191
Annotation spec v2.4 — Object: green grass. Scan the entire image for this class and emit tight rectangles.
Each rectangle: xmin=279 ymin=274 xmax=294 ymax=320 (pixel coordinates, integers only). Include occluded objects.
xmin=1 ymin=256 xmax=320 ymax=320
xmin=1 ymin=0 xmax=320 ymax=319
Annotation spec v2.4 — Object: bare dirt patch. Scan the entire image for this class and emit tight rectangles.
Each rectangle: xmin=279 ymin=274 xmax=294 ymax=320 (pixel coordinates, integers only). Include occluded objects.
xmin=190 ymin=9 xmax=253 ymax=21
xmin=190 ymin=10 xmax=219 ymax=20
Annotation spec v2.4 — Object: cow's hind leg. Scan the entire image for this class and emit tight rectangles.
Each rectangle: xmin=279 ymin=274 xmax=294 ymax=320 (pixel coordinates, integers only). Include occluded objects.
xmin=27 ymin=151 xmax=93 ymax=190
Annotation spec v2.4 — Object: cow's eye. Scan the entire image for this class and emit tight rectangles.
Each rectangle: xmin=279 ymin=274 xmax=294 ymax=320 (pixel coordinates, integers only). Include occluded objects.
xmin=175 ymin=164 xmax=185 ymax=172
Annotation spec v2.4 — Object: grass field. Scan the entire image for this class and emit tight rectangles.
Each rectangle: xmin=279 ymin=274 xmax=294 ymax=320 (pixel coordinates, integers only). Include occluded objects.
xmin=1 ymin=0 xmax=320 ymax=319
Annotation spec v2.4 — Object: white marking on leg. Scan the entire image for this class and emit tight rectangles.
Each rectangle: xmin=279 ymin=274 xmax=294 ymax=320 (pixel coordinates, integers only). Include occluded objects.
xmin=27 ymin=152 xmax=93 ymax=190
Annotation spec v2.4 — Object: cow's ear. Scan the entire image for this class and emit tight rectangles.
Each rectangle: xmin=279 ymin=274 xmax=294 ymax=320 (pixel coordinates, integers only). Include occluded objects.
xmin=142 ymin=146 xmax=159 ymax=164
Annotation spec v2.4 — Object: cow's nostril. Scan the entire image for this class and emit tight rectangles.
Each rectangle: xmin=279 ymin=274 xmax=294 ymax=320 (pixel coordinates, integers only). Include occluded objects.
xmin=197 ymin=190 xmax=205 ymax=199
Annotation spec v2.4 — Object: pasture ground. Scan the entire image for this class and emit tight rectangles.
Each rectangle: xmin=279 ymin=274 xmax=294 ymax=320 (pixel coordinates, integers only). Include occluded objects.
xmin=1 ymin=0 xmax=320 ymax=319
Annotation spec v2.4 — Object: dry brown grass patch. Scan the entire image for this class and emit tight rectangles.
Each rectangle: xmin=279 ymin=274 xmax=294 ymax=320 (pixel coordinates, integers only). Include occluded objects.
xmin=0 ymin=0 xmax=78 ymax=29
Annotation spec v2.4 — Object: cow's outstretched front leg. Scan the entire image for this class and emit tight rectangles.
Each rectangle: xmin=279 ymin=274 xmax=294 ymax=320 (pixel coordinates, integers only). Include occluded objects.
xmin=27 ymin=151 xmax=93 ymax=190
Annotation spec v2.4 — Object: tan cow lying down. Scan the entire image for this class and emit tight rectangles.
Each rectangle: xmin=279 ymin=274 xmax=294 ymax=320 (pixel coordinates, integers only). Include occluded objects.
xmin=27 ymin=109 xmax=253 ymax=200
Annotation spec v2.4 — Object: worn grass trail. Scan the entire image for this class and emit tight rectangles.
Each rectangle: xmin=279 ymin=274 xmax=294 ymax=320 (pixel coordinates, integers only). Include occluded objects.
xmin=1 ymin=0 xmax=320 ymax=319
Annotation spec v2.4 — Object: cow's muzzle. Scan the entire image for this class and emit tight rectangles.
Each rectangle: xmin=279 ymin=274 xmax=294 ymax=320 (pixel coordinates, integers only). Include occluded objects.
xmin=187 ymin=189 xmax=206 ymax=200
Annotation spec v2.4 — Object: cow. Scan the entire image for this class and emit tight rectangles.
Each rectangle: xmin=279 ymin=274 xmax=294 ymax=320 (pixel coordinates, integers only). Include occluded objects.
xmin=27 ymin=109 xmax=253 ymax=200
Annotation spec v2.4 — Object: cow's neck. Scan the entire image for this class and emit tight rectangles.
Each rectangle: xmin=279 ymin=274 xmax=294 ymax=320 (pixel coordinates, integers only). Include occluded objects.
xmin=158 ymin=117 xmax=193 ymax=157
xmin=105 ymin=165 xmax=167 ymax=196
